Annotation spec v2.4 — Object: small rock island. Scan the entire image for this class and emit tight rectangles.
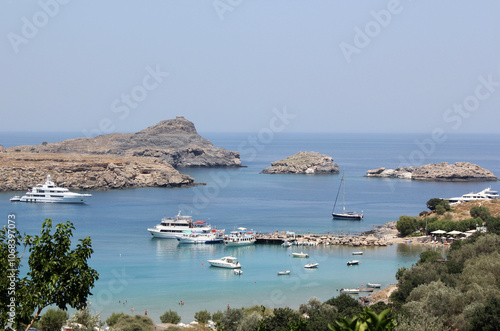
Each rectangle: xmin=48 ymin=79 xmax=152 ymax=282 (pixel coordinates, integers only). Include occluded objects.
xmin=261 ymin=151 xmax=340 ymax=174
xmin=366 ymin=162 xmax=498 ymax=181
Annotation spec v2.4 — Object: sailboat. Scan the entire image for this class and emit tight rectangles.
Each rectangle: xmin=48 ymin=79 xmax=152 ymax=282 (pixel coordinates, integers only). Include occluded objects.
xmin=332 ymin=172 xmax=363 ymax=220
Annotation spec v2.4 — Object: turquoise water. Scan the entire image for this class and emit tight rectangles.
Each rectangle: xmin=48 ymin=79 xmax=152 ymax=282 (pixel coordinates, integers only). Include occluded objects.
xmin=1 ymin=132 xmax=499 ymax=322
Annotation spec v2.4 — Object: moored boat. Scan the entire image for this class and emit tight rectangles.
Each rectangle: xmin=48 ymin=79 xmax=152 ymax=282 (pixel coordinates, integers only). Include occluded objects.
xmin=176 ymin=230 xmax=225 ymax=244
xmin=332 ymin=172 xmax=363 ymax=220
xmin=352 ymin=251 xmax=363 ymax=255
xmin=223 ymin=229 xmax=256 ymax=247
xmin=357 ymin=287 xmax=375 ymax=292
xmin=347 ymin=260 xmax=359 ymax=266
xmin=367 ymin=283 xmax=381 ymax=288
xmin=278 ymin=270 xmax=291 ymax=275
xmin=292 ymin=252 xmax=309 ymax=258
xmin=234 ymin=269 xmax=243 ymax=275
xmin=446 ymin=187 xmax=499 ymax=205
xmin=340 ymin=288 xmax=359 ymax=294
xmin=304 ymin=263 xmax=319 ymax=268
xmin=207 ymin=256 xmax=241 ymax=269
xmin=12 ymin=175 xmax=91 ymax=204
xmin=148 ymin=211 xmax=212 ymax=239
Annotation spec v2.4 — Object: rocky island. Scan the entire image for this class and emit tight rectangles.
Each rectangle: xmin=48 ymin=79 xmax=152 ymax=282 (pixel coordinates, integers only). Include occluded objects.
xmin=366 ymin=162 xmax=498 ymax=181
xmin=0 ymin=153 xmax=195 ymax=191
xmin=6 ymin=116 xmax=241 ymax=168
xmin=261 ymin=151 xmax=339 ymax=174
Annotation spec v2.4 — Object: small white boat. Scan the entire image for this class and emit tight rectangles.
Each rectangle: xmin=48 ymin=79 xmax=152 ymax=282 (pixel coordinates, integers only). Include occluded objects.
xmin=358 ymin=287 xmax=375 ymax=292
xmin=9 ymin=196 xmax=21 ymax=202
xmin=207 ymin=256 xmax=241 ymax=269
xmin=281 ymin=241 xmax=292 ymax=247
xmin=347 ymin=260 xmax=359 ymax=266
xmin=352 ymin=251 xmax=363 ymax=255
xmin=277 ymin=270 xmax=291 ymax=275
xmin=292 ymin=252 xmax=309 ymax=258
xmin=367 ymin=283 xmax=381 ymax=288
xmin=340 ymin=288 xmax=359 ymax=294
xmin=304 ymin=263 xmax=319 ymax=269
xmin=234 ymin=269 xmax=243 ymax=275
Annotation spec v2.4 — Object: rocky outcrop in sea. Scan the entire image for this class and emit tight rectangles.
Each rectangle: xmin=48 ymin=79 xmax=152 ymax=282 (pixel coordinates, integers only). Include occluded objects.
xmin=261 ymin=151 xmax=339 ymax=174
xmin=0 ymin=153 xmax=195 ymax=191
xmin=6 ymin=116 xmax=241 ymax=168
xmin=365 ymin=162 xmax=498 ymax=181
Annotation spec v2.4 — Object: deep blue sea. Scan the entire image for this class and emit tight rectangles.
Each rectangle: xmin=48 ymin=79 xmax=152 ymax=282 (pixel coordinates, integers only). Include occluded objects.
xmin=1 ymin=132 xmax=499 ymax=323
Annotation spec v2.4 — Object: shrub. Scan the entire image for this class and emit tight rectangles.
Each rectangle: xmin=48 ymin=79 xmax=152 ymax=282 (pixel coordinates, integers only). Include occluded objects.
xmin=212 ymin=310 xmax=224 ymax=325
xmin=470 ymin=206 xmax=491 ymax=221
xmin=106 ymin=312 xmax=124 ymax=327
xmin=219 ymin=308 xmax=244 ymax=330
xmin=113 ymin=314 xmax=154 ymax=331
xmin=435 ymin=204 xmax=446 ymax=215
xmin=194 ymin=310 xmax=211 ymax=324
xmin=417 ymin=250 xmax=442 ymax=265
xmin=396 ymin=215 xmax=417 ymax=237
xmin=160 ymin=309 xmax=181 ymax=324
xmin=39 ymin=308 xmax=68 ymax=331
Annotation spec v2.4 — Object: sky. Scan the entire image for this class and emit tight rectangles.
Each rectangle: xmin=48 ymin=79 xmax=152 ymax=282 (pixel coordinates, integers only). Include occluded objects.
xmin=1 ymin=1 xmax=500 ymax=135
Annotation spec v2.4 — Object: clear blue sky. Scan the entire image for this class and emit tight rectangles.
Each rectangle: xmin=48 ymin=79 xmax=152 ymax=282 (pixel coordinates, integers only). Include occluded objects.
xmin=1 ymin=1 xmax=500 ymax=134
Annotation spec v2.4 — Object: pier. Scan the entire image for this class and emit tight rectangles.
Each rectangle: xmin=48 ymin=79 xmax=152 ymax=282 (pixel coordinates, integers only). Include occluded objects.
xmin=255 ymin=231 xmax=391 ymax=247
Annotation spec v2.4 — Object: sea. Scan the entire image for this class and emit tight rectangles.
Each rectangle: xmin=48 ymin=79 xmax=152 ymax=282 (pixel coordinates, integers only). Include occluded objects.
xmin=1 ymin=132 xmax=499 ymax=323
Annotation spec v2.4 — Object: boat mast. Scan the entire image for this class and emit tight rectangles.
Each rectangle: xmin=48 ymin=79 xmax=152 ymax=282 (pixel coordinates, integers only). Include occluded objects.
xmin=332 ymin=171 xmax=344 ymax=214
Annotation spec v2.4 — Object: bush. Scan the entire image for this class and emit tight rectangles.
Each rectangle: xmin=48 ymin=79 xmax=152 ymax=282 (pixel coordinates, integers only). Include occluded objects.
xmin=106 ymin=312 xmax=124 ymax=327
xmin=436 ymin=205 xmax=446 ymax=215
xmin=219 ymin=308 xmax=244 ymax=330
xmin=470 ymin=206 xmax=491 ymax=221
xmin=417 ymin=250 xmax=442 ymax=265
xmin=212 ymin=310 xmax=224 ymax=325
xmin=396 ymin=215 xmax=417 ymax=237
xmin=113 ymin=314 xmax=154 ymax=331
xmin=194 ymin=310 xmax=211 ymax=324
xmin=39 ymin=308 xmax=68 ymax=331
xmin=160 ymin=310 xmax=181 ymax=324
xmin=486 ymin=216 xmax=500 ymax=235
xmin=427 ymin=198 xmax=449 ymax=211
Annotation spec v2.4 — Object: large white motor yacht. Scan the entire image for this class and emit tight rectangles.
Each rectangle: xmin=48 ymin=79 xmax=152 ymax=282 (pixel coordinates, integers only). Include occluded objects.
xmin=147 ymin=211 xmax=212 ymax=239
xmin=176 ymin=230 xmax=225 ymax=244
xmin=11 ymin=175 xmax=91 ymax=204
xmin=223 ymin=229 xmax=256 ymax=247
xmin=207 ymin=256 xmax=241 ymax=269
xmin=447 ymin=187 xmax=499 ymax=205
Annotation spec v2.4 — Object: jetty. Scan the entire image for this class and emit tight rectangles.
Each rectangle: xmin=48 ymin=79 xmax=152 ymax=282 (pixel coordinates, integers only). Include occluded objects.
xmin=255 ymin=231 xmax=390 ymax=247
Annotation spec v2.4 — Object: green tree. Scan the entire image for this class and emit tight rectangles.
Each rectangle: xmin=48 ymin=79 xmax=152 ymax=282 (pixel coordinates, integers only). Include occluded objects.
xmin=112 ymin=314 xmax=154 ymax=331
xmin=194 ymin=310 xmax=211 ymax=324
xmin=39 ymin=308 xmax=68 ymax=331
xmin=329 ymin=307 xmax=394 ymax=331
xmin=257 ymin=307 xmax=306 ymax=331
xmin=467 ymin=296 xmax=500 ymax=331
xmin=470 ymin=206 xmax=491 ymax=221
xmin=435 ymin=204 xmax=446 ymax=215
xmin=325 ymin=293 xmax=362 ymax=318
xmin=212 ymin=310 xmax=224 ymax=326
xmin=396 ymin=216 xmax=417 ymax=237
xmin=486 ymin=216 xmax=500 ymax=235
xmin=426 ymin=198 xmax=449 ymax=211
xmin=0 ymin=219 xmax=99 ymax=330
xmin=417 ymin=250 xmax=442 ymax=265
xmin=160 ymin=309 xmax=181 ymax=324
xmin=106 ymin=312 xmax=124 ymax=327
xmin=70 ymin=307 xmax=102 ymax=331
xmin=220 ymin=308 xmax=244 ymax=331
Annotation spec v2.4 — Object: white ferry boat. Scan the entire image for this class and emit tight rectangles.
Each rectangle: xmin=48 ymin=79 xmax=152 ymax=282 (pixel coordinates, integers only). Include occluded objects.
xmin=447 ymin=187 xmax=499 ymax=205
xmin=176 ymin=230 xmax=225 ymax=244
xmin=223 ymin=229 xmax=256 ymax=247
xmin=11 ymin=175 xmax=91 ymax=204
xmin=147 ymin=211 xmax=212 ymax=239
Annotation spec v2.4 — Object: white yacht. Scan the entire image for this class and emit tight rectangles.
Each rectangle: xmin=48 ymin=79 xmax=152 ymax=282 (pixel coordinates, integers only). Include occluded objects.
xmin=147 ymin=211 xmax=212 ymax=239
xmin=447 ymin=187 xmax=499 ymax=205
xmin=176 ymin=230 xmax=225 ymax=245
xmin=207 ymin=256 xmax=241 ymax=269
xmin=223 ymin=229 xmax=256 ymax=247
xmin=11 ymin=175 xmax=91 ymax=204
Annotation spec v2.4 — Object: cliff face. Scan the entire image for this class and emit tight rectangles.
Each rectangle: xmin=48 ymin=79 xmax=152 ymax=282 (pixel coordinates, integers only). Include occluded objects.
xmin=0 ymin=153 xmax=195 ymax=191
xmin=365 ymin=162 xmax=498 ymax=181
xmin=6 ymin=116 xmax=241 ymax=168
xmin=261 ymin=151 xmax=340 ymax=174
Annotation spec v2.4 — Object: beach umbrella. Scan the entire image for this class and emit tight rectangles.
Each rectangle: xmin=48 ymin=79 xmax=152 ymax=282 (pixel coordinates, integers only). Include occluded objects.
xmin=431 ymin=230 xmax=446 ymax=234
xmin=465 ymin=229 xmax=477 ymax=233
xmin=447 ymin=230 xmax=463 ymax=235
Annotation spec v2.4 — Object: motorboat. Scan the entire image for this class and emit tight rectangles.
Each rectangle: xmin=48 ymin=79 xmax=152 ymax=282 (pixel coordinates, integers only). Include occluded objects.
xmin=234 ymin=269 xmax=243 ymax=275
xmin=352 ymin=251 xmax=363 ymax=255
xmin=9 ymin=196 xmax=21 ymax=202
xmin=447 ymin=187 xmax=499 ymax=205
xmin=176 ymin=230 xmax=225 ymax=245
xmin=12 ymin=175 xmax=92 ymax=204
xmin=340 ymin=288 xmax=359 ymax=294
xmin=281 ymin=241 xmax=292 ymax=247
xmin=277 ymin=270 xmax=291 ymax=275
xmin=148 ymin=211 xmax=212 ymax=239
xmin=367 ymin=283 xmax=381 ymax=288
xmin=358 ymin=287 xmax=375 ymax=292
xmin=292 ymin=252 xmax=309 ymax=258
xmin=207 ymin=256 xmax=241 ymax=269
xmin=332 ymin=172 xmax=363 ymax=220
xmin=347 ymin=260 xmax=360 ymax=266
xmin=304 ymin=263 xmax=319 ymax=268
xmin=223 ymin=229 xmax=256 ymax=247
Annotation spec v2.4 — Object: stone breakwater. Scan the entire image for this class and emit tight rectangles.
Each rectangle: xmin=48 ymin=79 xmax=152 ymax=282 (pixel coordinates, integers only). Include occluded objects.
xmin=366 ymin=162 xmax=498 ymax=181
xmin=261 ymin=151 xmax=340 ymax=174
xmin=0 ymin=152 xmax=196 ymax=191
xmin=256 ymin=233 xmax=390 ymax=247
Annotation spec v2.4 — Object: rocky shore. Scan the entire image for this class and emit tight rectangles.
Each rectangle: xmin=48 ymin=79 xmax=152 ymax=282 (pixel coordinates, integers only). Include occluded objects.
xmin=6 ymin=116 xmax=241 ymax=168
xmin=366 ymin=162 xmax=498 ymax=181
xmin=261 ymin=151 xmax=339 ymax=174
xmin=0 ymin=153 xmax=195 ymax=191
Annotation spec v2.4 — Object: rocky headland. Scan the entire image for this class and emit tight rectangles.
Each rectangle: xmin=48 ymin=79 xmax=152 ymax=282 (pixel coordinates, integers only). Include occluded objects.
xmin=261 ymin=151 xmax=340 ymax=174
xmin=0 ymin=153 xmax=195 ymax=191
xmin=365 ymin=162 xmax=498 ymax=181
xmin=6 ymin=116 xmax=241 ymax=168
